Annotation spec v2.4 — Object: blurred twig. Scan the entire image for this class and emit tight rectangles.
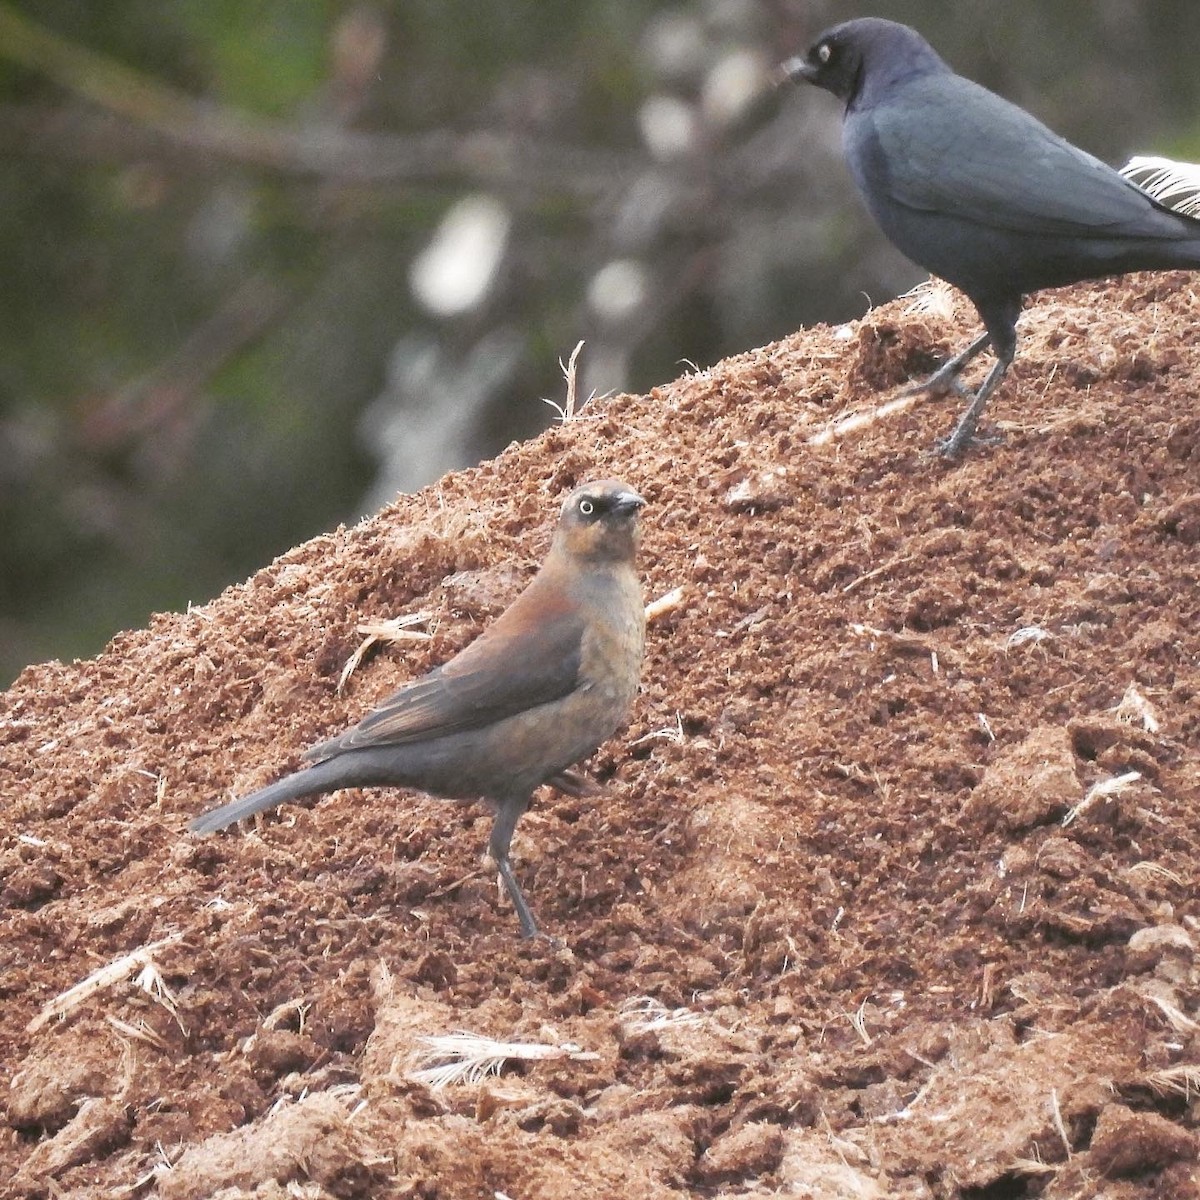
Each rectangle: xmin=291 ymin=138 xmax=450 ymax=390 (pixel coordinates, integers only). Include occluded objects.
xmin=82 ymin=273 xmax=289 ymax=459
xmin=0 ymin=6 xmax=638 ymax=198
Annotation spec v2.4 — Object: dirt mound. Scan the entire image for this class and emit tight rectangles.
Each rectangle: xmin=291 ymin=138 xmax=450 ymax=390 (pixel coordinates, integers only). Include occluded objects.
xmin=3 ymin=274 xmax=1199 ymax=1197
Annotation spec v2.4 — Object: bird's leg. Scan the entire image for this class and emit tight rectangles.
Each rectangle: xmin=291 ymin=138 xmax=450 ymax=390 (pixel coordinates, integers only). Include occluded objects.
xmin=899 ymin=330 xmax=991 ymax=399
xmin=488 ymin=796 xmax=538 ymax=938
xmin=936 ymin=351 xmax=1013 ymax=459
xmin=496 ymin=856 xmax=539 ymax=939
xmin=935 ymin=300 xmax=1020 ymax=458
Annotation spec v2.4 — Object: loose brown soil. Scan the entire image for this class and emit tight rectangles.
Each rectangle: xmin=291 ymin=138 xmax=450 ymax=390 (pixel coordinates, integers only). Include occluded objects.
xmin=3 ymin=274 xmax=1200 ymax=1198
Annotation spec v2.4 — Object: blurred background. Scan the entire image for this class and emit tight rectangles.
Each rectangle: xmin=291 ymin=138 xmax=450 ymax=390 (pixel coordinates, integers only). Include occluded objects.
xmin=2 ymin=0 xmax=1199 ymax=685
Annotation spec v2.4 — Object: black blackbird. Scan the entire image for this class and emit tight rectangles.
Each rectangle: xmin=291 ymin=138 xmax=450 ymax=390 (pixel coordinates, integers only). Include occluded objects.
xmin=784 ymin=18 xmax=1200 ymax=456
xmin=189 ymin=480 xmax=647 ymax=939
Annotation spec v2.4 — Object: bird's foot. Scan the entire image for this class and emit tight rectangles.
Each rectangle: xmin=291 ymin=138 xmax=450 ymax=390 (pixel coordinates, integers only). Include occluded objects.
xmin=526 ymin=929 xmax=565 ymax=950
xmin=928 ymin=354 xmax=1011 ymax=460
xmin=930 ymin=422 xmax=1004 ymax=461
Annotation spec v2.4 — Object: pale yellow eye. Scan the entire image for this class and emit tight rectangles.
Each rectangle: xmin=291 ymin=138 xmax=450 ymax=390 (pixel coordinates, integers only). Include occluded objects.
xmin=579 ymin=499 xmax=595 ymax=515
xmin=818 ymin=42 xmax=832 ymax=64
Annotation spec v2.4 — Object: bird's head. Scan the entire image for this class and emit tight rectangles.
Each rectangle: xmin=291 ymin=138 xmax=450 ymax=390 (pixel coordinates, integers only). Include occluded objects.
xmin=555 ymin=480 xmax=645 ymax=564
xmin=780 ymin=19 xmax=946 ymax=108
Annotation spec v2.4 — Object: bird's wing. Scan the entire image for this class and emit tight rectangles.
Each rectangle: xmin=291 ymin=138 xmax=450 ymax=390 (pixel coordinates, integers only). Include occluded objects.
xmin=304 ymin=575 xmax=584 ymax=759
xmin=865 ymin=74 xmax=1161 ymax=237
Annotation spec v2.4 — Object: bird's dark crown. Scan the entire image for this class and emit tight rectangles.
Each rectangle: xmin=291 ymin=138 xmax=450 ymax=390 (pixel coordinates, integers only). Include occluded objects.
xmin=793 ymin=18 xmax=946 ymax=107
xmin=556 ymin=479 xmax=644 ymax=563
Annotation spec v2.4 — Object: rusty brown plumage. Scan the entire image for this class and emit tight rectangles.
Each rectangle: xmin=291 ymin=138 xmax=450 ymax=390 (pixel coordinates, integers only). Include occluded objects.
xmin=189 ymin=480 xmax=646 ymax=938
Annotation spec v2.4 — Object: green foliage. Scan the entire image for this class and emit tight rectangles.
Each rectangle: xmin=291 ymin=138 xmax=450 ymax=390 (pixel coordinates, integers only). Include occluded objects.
xmin=176 ymin=0 xmax=329 ymax=114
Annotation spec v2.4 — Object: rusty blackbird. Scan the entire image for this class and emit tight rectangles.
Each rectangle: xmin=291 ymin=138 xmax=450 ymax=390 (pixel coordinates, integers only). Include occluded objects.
xmin=189 ymin=480 xmax=646 ymax=938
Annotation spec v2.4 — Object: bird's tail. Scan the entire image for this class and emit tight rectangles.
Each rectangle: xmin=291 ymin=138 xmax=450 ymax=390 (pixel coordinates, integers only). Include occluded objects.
xmin=188 ymin=757 xmax=356 ymax=834
xmin=1122 ymin=156 xmax=1200 ymax=220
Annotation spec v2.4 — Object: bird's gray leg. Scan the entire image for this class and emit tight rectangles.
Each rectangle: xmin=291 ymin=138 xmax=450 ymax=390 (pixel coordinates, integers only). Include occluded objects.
xmin=936 ymin=351 xmax=1012 ymax=458
xmin=488 ymin=795 xmax=539 ymax=938
xmin=496 ymin=857 xmax=539 ymax=940
xmin=935 ymin=299 xmax=1020 ymax=457
xmin=899 ymin=330 xmax=991 ymax=399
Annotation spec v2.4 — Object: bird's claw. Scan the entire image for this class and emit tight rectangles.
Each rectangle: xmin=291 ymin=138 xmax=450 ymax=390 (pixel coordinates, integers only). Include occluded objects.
xmin=930 ymin=425 xmax=1005 ymax=461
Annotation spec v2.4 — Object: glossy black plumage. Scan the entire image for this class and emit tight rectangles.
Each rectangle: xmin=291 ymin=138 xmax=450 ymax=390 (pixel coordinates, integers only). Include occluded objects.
xmin=189 ymin=480 xmax=647 ymax=938
xmin=785 ymin=18 xmax=1200 ymax=456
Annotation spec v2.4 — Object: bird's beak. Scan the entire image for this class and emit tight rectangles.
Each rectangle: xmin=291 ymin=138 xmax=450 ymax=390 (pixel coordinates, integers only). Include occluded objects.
xmin=775 ymin=56 xmax=816 ymax=87
xmin=612 ymin=491 xmax=645 ymax=515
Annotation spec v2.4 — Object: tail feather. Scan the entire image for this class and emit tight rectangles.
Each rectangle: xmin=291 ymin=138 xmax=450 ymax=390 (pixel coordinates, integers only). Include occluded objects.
xmin=1121 ymin=155 xmax=1200 ymax=219
xmin=188 ymin=758 xmax=351 ymax=833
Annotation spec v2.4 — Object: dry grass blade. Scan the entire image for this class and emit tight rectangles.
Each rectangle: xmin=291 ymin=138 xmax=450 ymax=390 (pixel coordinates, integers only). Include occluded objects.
xmin=27 ymin=932 xmax=184 ymax=1033
xmin=1143 ymin=1065 xmax=1200 ymax=1098
xmin=262 ymin=997 xmax=311 ymax=1034
xmin=808 ymin=392 xmax=923 ymax=446
xmin=106 ymin=1014 xmax=170 ymax=1051
xmin=112 ymin=1165 xmax=171 ymax=1197
xmin=409 ymin=1031 xmax=599 ymax=1090
xmin=979 ymin=962 xmax=998 ymax=1011
xmin=1006 ymin=1158 xmax=1059 ymax=1178
xmin=1125 ymin=860 xmax=1184 ymax=887
xmin=542 ymin=339 xmax=590 ymax=422
xmin=842 ymin=556 xmax=914 ymax=595
xmin=629 ymin=713 xmax=685 ymax=747
xmin=1006 ymin=626 xmax=1053 ymax=649
xmin=1050 ymin=1088 xmax=1071 ymax=1160
xmin=135 ymin=961 xmax=187 ymax=1034
xmin=901 ymin=278 xmax=957 ymax=319
xmin=848 ymin=999 xmax=873 ymax=1046
xmin=337 ymin=612 xmax=432 ymax=694
xmin=1113 ymin=683 xmax=1160 ymax=733
xmin=1062 ymin=771 xmax=1141 ymax=827
xmin=618 ymin=996 xmax=703 ymax=1034
xmin=848 ymin=622 xmax=936 ymax=656
xmin=1141 ymin=990 xmax=1200 ymax=1034
xmin=645 ymin=585 xmax=686 ymax=622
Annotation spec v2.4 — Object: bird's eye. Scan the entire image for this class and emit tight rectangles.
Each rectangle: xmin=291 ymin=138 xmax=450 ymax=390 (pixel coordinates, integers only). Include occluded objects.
xmin=817 ymin=42 xmax=832 ymax=64
xmin=579 ymin=499 xmax=595 ymax=515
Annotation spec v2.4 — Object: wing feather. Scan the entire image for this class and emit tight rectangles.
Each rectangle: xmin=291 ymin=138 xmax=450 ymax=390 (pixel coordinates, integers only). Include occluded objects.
xmin=859 ymin=74 xmax=1166 ymax=237
xmin=304 ymin=574 xmax=584 ymax=761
